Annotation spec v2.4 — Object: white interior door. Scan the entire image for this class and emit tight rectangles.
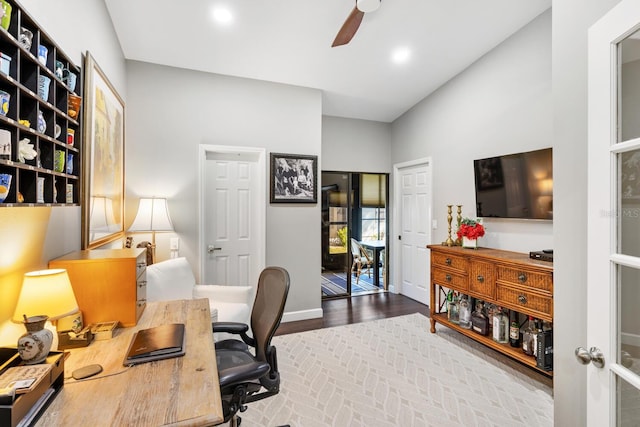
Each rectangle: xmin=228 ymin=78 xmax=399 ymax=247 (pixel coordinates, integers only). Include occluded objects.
xmin=588 ymin=2 xmax=640 ymax=425
xmin=393 ymin=158 xmax=432 ymax=305
xmin=199 ymin=145 xmax=265 ymax=286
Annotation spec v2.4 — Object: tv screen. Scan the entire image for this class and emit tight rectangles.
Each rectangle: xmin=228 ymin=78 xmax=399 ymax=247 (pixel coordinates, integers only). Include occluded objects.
xmin=474 ymin=147 xmax=552 ymax=220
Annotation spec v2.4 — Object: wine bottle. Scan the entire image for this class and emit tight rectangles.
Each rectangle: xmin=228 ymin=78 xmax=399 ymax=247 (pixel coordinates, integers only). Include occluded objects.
xmin=448 ymin=292 xmax=459 ymax=324
xmin=522 ymin=316 xmax=536 ymax=356
xmin=492 ymin=307 xmax=508 ymax=344
xmin=459 ymin=294 xmax=472 ymax=329
xmin=509 ymin=310 xmax=521 ymax=347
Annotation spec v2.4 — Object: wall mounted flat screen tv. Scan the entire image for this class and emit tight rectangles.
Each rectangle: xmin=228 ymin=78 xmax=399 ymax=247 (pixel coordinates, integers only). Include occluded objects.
xmin=474 ymin=147 xmax=552 ymax=220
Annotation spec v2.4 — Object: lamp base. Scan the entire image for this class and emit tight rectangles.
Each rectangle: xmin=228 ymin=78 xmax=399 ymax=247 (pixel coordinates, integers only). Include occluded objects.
xmin=17 ymin=316 xmax=53 ymax=365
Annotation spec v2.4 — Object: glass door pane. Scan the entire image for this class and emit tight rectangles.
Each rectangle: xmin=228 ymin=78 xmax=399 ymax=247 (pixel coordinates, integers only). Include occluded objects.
xmin=321 ymin=172 xmax=350 ymax=297
xmin=614 ymin=25 xmax=640 ymax=426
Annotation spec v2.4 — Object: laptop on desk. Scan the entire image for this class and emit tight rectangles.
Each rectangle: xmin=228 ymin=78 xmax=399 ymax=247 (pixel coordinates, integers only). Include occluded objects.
xmin=123 ymin=323 xmax=186 ymax=366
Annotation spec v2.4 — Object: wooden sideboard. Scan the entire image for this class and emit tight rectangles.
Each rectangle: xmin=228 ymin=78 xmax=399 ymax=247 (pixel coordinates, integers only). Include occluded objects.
xmin=427 ymin=244 xmax=553 ymax=374
xmin=49 ymin=248 xmax=147 ymax=327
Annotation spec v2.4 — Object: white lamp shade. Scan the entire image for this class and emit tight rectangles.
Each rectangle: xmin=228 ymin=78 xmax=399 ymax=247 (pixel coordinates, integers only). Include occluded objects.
xmin=89 ymin=196 xmax=118 ymax=232
xmin=357 ymin=0 xmax=381 ymax=13
xmin=13 ymin=269 xmax=79 ymax=322
xmin=129 ymin=198 xmax=174 ymax=232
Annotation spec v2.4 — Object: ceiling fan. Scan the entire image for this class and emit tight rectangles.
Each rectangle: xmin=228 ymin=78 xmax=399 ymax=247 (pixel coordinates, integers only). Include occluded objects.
xmin=332 ymin=0 xmax=381 ymax=47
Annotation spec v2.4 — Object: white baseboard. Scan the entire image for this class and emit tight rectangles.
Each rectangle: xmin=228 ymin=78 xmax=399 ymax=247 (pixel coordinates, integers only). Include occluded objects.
xmin=281 ymin=308 xmax=323 ymax=323
xmin=622 ymin=332 xmax=640 ymax=347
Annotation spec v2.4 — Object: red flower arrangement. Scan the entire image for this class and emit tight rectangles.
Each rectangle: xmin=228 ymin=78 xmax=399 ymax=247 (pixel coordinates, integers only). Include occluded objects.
xmin=457 ymin=218 xmax=485 ymax=240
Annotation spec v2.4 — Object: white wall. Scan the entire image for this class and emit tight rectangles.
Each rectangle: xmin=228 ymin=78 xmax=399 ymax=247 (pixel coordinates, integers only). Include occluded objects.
xmin=322 ymin=116 xmax=392 ymax=173
xmin=125 ymin=61 xmax=322 ymax=317
xmin=21 ymin=0 xmax=126 ymax=99
xmin=391 ymin=10 xmax=553 ymax=253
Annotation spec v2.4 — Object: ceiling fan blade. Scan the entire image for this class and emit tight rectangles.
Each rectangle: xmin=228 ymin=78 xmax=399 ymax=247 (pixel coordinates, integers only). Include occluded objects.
xmin=332 ymin=6 xmax=365 ymax=47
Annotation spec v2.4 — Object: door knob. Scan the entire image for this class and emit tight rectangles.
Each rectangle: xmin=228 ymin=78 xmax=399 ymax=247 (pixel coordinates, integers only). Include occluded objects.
xmin=207 ymin=245 xmax=222 ymax=254
xmin=575 ymin=346 xmax=605 ymax=368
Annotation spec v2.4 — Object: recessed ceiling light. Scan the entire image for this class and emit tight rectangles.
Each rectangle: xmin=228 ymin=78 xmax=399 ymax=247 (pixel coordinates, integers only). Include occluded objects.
xmin=212 ymin=6 xmax=233 ymax=25
xmin=391 ymin=47 xmax=411 ymax=64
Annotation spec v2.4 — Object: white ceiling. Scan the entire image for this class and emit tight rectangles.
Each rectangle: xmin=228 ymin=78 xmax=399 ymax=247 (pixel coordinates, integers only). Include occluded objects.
xmin=104 ymin=0 xmax=551 ymax=123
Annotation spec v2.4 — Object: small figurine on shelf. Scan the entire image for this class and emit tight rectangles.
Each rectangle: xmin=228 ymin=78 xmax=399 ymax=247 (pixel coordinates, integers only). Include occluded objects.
xmin=18 ymin=138 xmax=36 ymax=163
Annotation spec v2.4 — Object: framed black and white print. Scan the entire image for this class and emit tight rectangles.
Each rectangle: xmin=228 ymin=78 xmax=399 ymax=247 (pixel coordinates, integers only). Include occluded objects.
xmin=270 ymin=153 xmax=317 ymax=203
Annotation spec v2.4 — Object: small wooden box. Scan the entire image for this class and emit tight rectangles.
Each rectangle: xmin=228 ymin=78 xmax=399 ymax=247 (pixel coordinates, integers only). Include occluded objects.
xmin=57 ymin=329 xmax=93 ymax=350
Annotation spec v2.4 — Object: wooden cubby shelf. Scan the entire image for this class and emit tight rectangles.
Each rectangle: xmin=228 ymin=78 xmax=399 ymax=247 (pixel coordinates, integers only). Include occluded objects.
xmin=0 ymin=0 xmax=82 ymax=207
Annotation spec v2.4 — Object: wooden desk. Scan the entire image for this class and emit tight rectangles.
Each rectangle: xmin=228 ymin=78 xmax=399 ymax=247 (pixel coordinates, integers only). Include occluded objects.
xmin=36 ymin=299 xmax=223 ymax=426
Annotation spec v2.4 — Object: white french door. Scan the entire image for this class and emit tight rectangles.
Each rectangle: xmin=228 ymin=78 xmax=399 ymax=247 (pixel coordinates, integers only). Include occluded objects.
xmin=198 ymin=145 xmax=265 ymax=286
xmin=393 ymin=158 xmax=432 ymax=305
xmin=588 ymin=2 xmax=640 ymax=425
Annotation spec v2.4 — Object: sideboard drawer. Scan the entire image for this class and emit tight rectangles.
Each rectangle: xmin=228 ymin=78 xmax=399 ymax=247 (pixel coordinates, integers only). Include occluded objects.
xmin=496 ymin=285 xmax=553 ymax=319
xmin=432 ymin=268 xmax=468 ymax=291
xmin=432 ymin=252 xmax=468 ymax=273
xmin=497 ymin=266 xmax=552 ymax=293
xmin=469 ymin=260 xmax=495 ymax=300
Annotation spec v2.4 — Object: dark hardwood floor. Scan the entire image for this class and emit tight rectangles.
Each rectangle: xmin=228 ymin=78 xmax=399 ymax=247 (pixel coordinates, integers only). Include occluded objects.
xmin=275 ymin=292 xmax=429 ymax=335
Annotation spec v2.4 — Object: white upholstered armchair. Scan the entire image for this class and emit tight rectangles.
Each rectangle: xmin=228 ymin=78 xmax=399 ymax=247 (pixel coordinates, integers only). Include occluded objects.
xmin=145 ymin=257 xmax=254 ymax=328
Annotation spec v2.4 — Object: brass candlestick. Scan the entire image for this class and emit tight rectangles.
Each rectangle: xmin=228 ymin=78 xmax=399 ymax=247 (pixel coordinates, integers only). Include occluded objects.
xmin=442 ymin=205 xmax=454 ymax=246
xmin=454 ymin=205 xmax=462 ymax=246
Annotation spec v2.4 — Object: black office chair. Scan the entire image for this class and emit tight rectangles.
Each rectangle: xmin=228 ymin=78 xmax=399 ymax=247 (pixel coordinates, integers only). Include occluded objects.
xmin=213 ymin=267 xmax=290 ymax=427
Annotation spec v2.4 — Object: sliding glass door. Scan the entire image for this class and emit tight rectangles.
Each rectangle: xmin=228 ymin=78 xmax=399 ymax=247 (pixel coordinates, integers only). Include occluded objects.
xmin=321 ymin=171 xmax=388 ymax=298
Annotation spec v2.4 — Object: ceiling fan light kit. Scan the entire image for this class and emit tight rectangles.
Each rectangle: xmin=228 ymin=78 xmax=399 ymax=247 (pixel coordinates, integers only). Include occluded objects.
xmin=356 ymin=0 xmax=381 ymax=13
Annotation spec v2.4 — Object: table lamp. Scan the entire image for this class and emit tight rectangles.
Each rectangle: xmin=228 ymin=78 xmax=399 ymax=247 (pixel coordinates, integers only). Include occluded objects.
xmin=12 ymin=269 xmax=79 ymax=364
xmin=128 ymin=197 xmax=174 ymax=264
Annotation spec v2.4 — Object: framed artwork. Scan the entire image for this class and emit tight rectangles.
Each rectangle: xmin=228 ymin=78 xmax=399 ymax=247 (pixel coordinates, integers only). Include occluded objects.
xmin=81 ymin=52 xmax=125 ymax=249
xmin=474 ymin=157 xmax=504 ymax=191
xmin=270 ymin=153 xmax=317 ymax=203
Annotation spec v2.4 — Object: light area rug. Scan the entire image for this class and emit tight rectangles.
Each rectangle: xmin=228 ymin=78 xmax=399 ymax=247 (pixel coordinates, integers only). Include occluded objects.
xmin=240 ymin=313 xmax=553 ymax=426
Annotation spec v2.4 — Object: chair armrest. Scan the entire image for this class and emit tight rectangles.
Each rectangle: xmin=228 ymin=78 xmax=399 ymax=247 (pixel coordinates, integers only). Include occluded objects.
xmin=218 ymin=361 xmax=270 ymax=388
xmin=213 ymin=321 xmax=248 ymax=334
xmin=193 ymin=285 xmax=253 ymax=305
xmin=213 ymin=321 xmax=254 ymax=346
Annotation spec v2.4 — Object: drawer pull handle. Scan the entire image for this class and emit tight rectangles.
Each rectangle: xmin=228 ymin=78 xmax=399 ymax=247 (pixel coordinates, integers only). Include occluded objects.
xmin=518 ymin=273 xmax=527 ymax=283
xmin=445 ymin=274 xmax=452 ymax=282
xmin=138 ymin=280 xmax=147 ymax=288
xmin=518 ymin=294 xmax=528 ymax=304
xmin=477 ymin=275 xmax=484 ymax=283
xmin=137 ymin=262 xmax=146 ymax=268
xmin=445 ymin=258 xmax=452 ymax=266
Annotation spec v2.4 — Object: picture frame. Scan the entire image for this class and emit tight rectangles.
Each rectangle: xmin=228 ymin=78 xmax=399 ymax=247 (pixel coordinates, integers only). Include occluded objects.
xmin=81 ymin=52 xmax=125 ymax=249
xmin=270 ymin=153 xmax=317 ymax=203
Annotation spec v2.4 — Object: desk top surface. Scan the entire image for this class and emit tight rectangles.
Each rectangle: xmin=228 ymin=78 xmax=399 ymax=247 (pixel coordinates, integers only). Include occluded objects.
xmin=359 ymin=240 xmax=386 ymax=249
xmin=37 ymin=299 xmax=223 ymax=426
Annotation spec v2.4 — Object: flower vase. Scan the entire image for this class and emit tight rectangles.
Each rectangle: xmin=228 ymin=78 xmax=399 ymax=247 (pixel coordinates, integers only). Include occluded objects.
xmin=462 ymin=236 xmax=479 ymax=249
xmin=17 ymin=315 xmax=53 ymax=364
